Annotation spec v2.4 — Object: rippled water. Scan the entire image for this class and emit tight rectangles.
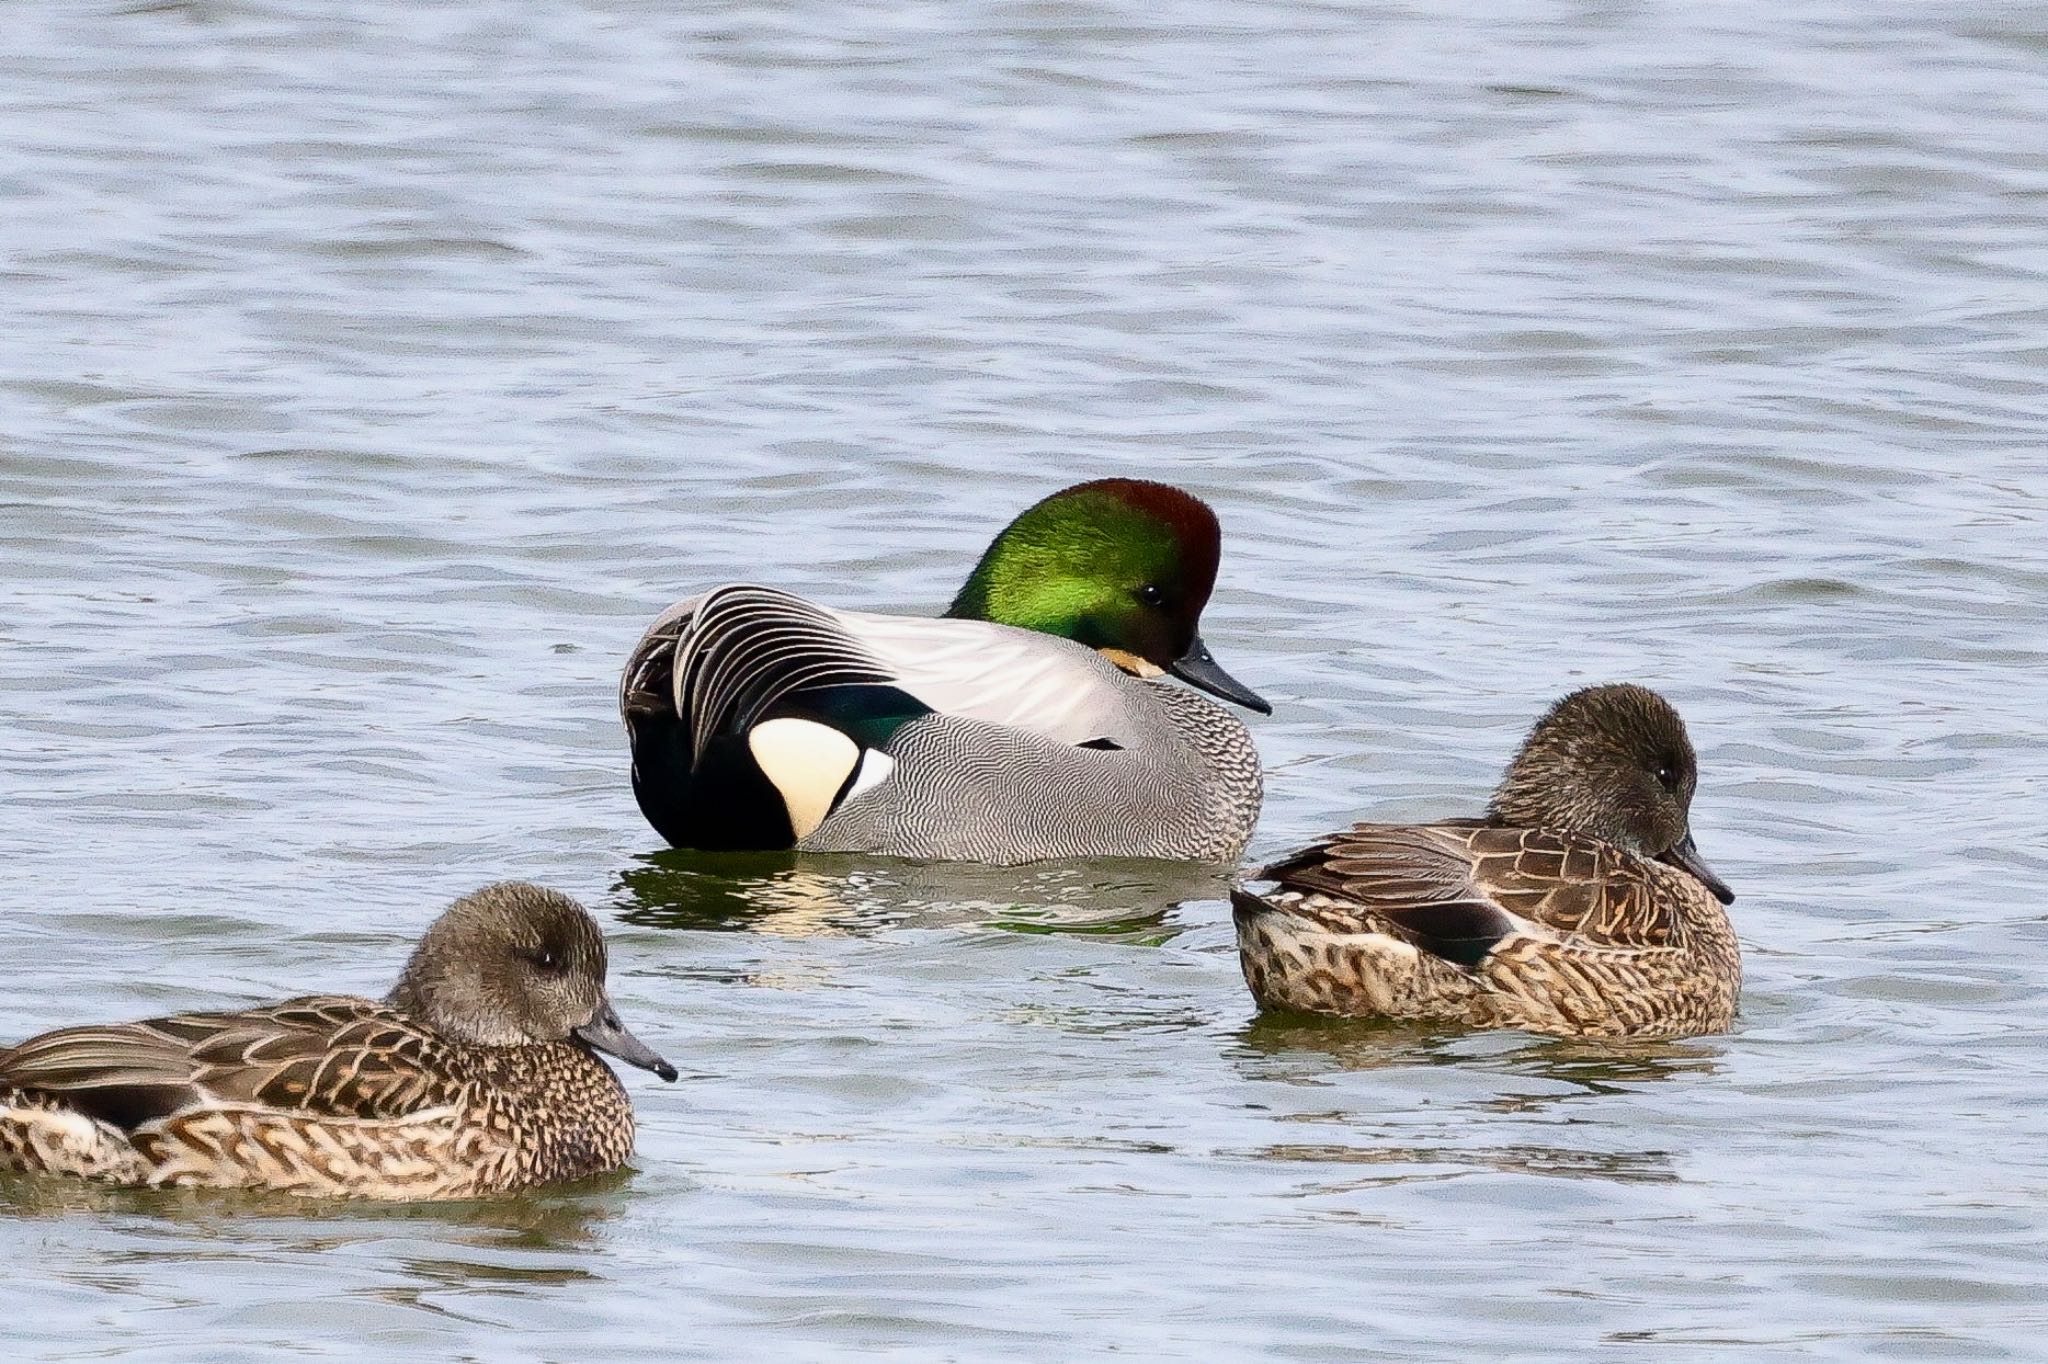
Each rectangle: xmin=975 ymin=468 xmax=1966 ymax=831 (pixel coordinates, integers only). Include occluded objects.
xmin=3 ymin=1 xmax=2046 ymax=1358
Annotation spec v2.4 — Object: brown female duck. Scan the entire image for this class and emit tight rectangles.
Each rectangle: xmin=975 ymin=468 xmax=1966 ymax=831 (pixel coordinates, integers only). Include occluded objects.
xmin=0 ymin=882 xmax=676 ymax=1199
xmin=1234 ymin=684 xmax=1739 ymax=1040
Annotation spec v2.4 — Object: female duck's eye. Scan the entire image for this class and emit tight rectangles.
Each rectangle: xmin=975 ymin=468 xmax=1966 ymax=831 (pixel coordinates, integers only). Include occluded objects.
xmin=1137 ymin=584 xmax=1166 ymax=607
xmin=525 ymin=948 xmax=563 ymax=973
xmin=1654 ymin=764 xmax=1678 ymax=790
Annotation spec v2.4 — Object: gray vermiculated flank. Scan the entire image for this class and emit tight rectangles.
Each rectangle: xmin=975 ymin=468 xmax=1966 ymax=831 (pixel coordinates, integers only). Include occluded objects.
xmin=800 ymin=681 xmax=1262 ymax=864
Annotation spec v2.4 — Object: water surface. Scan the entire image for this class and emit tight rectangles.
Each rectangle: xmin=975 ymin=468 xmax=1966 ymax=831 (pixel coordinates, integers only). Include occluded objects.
xmin=2 ymin=1 xmax=2046 ymax=1358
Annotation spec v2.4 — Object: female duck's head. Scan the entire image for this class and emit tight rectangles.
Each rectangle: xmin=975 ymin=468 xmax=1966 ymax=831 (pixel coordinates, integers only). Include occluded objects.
xmin=386 ymin=882 xmax=678 ymax=1080
xmin=1488 ymin=683 xmax=1734 ymax=905
xmin=945 ymin=478 xmax=1269 ymax=714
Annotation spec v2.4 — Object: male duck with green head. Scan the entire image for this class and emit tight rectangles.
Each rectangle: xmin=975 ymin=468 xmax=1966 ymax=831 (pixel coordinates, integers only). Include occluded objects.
xmin=621 ymin=478 xmax=1270 ymax=863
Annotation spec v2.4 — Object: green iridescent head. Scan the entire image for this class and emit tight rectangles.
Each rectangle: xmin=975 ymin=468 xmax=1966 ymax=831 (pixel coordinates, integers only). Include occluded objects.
xmin=945 ymin=478 xmax=1269 ymax=714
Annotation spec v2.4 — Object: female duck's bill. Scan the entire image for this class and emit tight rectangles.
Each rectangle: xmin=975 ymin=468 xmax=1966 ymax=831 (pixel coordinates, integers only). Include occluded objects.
xmin=0 ymin=882 xmax=674 ymax=1198
xmin=620 ymin=478 xmax=1271 ymax=862
xmin=1662 ymin=833 xmax=1732 ymax=906
xmin=573 ymin=1000 xmax=676 ymax=1081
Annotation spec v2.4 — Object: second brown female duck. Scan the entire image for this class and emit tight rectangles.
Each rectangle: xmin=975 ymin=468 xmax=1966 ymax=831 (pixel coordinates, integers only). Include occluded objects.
xmin=0 ymin=882 xmax=676 ymax=1199
xmin=1234 ymin=684 xmax=1739 ymax=1041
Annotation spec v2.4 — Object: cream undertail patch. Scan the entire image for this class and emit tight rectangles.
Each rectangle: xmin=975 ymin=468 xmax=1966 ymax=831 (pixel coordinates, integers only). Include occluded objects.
xmin=749 ymin=718 xmax=862 ymax=839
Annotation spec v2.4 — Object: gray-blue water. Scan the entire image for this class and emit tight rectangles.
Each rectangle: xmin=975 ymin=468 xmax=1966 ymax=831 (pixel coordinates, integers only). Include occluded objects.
xmin=2 ymin=2 xmax=2045 ymax=1358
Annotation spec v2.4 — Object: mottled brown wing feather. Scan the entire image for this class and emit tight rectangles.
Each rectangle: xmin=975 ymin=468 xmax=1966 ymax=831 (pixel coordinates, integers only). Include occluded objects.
xmin=1262 ymin=822 xmax=1672 ymax=966
xmin=1254 ymin=816 xmax=1486 ymax=884
xmin=1462 ymin=826 xmax=1674 ymax=947
xmin=0 ymin=996 xmax=465 ymax=1132
xmin=1262 ymin=824 xmax=1517 ymax=967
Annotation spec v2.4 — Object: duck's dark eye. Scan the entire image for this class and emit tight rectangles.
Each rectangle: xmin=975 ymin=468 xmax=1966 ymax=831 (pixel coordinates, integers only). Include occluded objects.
xmin=523 ymin=947 xmax=565 ymax=974
xmin=1654 ymin=764 xmax=1678 ymax=790
xmin=1136 ymin=584 xmax=1166 ymax=607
